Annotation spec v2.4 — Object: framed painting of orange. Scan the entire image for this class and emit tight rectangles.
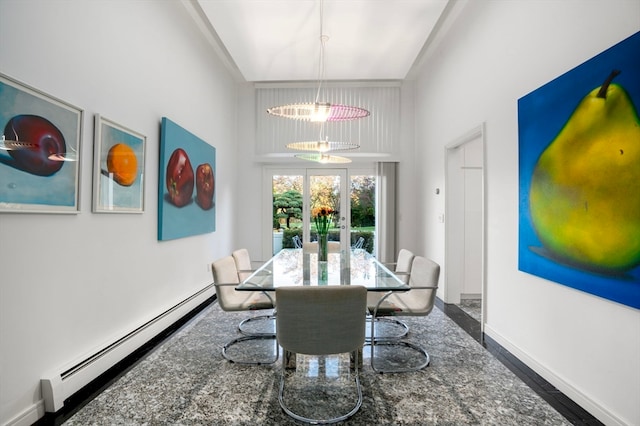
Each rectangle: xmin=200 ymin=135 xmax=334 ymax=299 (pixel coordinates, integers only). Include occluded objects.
xmin=92 ymin=114 xmax=146 ymax=213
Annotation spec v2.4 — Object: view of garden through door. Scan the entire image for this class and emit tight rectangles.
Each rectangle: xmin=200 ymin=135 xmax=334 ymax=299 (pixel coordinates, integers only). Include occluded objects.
xmin=270 ymin=168 xmax=376 ymax=256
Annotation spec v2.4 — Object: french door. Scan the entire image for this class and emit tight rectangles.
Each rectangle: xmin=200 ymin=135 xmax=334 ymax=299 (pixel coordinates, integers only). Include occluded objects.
xmin=306 ymin=169 xmax=348 ymax=250
xmin=265 ymin=166 xmax=375 ymax=258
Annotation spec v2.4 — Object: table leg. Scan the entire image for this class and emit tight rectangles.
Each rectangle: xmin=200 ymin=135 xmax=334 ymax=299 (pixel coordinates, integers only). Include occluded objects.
xmin=284 ymin=350 xmax=296 ymax=370
xmin=350 ymin=347 xmax=363 ymax=370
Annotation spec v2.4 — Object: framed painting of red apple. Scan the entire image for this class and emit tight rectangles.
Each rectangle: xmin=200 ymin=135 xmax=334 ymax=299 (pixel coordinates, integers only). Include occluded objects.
xmin=0 ymin=73 xmax=83 ymax=213
xmin=158 ymin=117 xmax=215 ymax=241
xmin=92 ymin=115 xmax=146 ymax=213
xmin=518 ymin=31 xmax=640 ymax=310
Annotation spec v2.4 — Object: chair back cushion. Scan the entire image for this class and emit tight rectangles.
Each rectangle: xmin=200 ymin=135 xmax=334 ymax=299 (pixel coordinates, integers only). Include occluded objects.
xmin=276 ymin=286 xmax=366 ymax=355
xmin=212 ymin=256 xmax=240 ymax=284
xmin=401 ymin=256 xmax=440 ymax=315
xmin=212 ymin=256 xmax=273 ymax=311
xmin=212 ymin=256 xmax=242 ymax=311
xmin=395 ymin=249 xmax=415 ymax=273
xmin=410 ymin=256 xmax=440 ymax=288
xmin=232 ymin=248 xmax=252 ymax=272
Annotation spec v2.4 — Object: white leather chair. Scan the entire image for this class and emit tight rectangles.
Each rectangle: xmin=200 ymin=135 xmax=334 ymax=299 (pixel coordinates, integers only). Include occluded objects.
xmin=231 ymin=248 xmax=276 ymax=337
xmin=385 ymin=248 xmax=415 ymax=283
xmin=368 ymin=255 xmax=440 ymax=373
xmin=232 ymin=248 xmax=257 ymax=282
xmin=212 ymin=256 xmax=278 ymax=365
xmin=276 ymin=286 xmax=367 ymax=424
xmin=367 ymin=249 xmax=416 ymax=340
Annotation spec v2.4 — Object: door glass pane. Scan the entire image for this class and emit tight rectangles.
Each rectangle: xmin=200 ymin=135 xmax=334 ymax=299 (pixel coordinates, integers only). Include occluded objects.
xmin=350 ymin=174 xmax=375 ymax=253
xmin=272 ymin=175 xmax=303 ymax=254
xmin=310 ymin=174 xmax=341 ymax=246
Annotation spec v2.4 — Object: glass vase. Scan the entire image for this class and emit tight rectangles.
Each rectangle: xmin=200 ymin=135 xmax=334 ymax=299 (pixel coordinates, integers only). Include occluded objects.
xmin=318 ymin=233 xmax=328 ymax=262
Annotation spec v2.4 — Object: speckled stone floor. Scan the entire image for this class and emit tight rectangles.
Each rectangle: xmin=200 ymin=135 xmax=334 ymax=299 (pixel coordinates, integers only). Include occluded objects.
xmin=458 ymin=298 xmax=482 ymax=322
xmin=62 ymin=301 xmax=572 ymax=425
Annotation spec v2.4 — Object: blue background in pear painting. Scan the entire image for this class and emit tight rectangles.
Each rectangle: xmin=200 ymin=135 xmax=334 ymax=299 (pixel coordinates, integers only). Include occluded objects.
xmin=158 ymin=118 xmax=216 ymax=241
xmin=518 ymin=31 xmax=640 ymax=310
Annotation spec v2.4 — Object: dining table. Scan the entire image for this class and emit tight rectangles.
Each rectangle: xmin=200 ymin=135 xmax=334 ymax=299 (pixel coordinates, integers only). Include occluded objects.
xmin=236 ymin=248 xmax=408 ymax=291
xmin=236 ymin=248 xmax=409 ymax=369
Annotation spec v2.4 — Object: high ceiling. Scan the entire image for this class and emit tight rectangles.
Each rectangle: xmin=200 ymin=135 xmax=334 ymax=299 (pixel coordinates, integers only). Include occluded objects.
xmin=193 ymin=0 xmax=451 ymax=82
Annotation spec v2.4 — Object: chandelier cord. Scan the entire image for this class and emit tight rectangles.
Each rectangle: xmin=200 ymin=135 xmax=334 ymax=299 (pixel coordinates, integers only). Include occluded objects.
xmin=265 ymin=0 xmax=369 ymax=126
xmin=315 ymin=0 xmax=326 ymax=104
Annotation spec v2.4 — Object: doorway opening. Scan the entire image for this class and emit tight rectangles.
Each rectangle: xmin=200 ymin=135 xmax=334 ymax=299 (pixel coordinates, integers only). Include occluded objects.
xmin=444 ymin=124 xmax=486 ymax=328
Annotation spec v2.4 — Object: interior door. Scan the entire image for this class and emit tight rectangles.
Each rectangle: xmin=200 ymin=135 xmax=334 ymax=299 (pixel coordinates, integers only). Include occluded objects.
xmin=306 ymin=169 xmax=349 ymax=252
xmin=445 ymin=124 xmax=486 ymax=328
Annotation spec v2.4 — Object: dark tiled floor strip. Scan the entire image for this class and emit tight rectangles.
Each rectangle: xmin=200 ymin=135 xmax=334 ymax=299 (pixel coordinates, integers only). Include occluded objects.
xmin=37 ymin=297 xmax=602 ymax=425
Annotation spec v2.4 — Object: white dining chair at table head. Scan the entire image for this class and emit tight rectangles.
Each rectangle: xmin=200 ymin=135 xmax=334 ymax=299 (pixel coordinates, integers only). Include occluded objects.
xmin=275 ymin=285 xmax=367 ymax=424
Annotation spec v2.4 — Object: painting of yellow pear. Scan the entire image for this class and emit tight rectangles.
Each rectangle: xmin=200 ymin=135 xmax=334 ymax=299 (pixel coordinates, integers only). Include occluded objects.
xmin=518 ymin=31 xmax=640 ymax=310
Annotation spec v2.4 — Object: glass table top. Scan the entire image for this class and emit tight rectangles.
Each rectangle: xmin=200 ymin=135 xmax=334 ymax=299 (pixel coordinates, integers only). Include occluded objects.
xmin=237 ymin=248 xmax=408 ymax=291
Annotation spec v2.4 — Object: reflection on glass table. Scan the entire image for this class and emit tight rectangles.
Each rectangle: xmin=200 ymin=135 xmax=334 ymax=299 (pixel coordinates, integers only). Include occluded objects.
xmin=236 ymin=249 xmax=408 ymax=292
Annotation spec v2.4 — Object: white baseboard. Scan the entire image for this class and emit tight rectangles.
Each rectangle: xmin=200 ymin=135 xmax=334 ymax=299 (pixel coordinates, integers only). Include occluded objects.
xmin=484 ymin=324 xmax=626 ymax=426
xmin=460 ymin=293 xmax=481 ymax=300
xmin=3 ymin=400 xmax=44 ymax=426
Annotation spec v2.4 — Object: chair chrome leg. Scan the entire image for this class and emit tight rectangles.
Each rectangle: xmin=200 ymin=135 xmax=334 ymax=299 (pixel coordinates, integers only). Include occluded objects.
xmin=238 ymin=314 xmax=276 ymax=336
xmin=369 ymin=314 xmax=429 ymax=373
xmin=222 ymin=335 xmax=279 ymax=365
xmin=279 ymin=351 xmax=363 ymax=424
xmin=365 ymin=316 xmax=409 ymax=340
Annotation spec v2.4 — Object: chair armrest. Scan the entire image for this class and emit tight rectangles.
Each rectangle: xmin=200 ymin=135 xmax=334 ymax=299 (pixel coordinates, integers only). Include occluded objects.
xmin=216 ymin=282 xmax=275 ymax=306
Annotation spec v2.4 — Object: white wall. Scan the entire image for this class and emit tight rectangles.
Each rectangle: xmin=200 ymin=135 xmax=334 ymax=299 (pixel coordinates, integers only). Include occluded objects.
xmin=413 ymin=1 xmax=640 ymax=425
xmin=0 ymin=1 xmax=238 ymax=424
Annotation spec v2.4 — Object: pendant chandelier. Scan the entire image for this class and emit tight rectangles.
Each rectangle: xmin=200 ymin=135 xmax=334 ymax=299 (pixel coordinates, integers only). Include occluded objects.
xmin=272 ymin=0 xmax=366 ymax=164
xmin=294 ymin=153 xmax=352 ymax=164
xmin=285 ymin=133 xmax=360 ymax=153
xmin=266 ymin=0 xmax=369 ymax=123
xmin=267 ymin=101 xmax=369 ymax=122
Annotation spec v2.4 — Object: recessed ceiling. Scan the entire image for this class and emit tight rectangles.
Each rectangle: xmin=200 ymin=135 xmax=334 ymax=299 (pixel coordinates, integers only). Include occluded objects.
xmin=195 ymin=0 xmax=450 ymax=82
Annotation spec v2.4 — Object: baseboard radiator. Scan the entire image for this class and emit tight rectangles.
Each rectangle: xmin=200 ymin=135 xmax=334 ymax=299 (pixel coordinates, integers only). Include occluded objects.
xmin=41 ymin=284 xmax=214 ymax=412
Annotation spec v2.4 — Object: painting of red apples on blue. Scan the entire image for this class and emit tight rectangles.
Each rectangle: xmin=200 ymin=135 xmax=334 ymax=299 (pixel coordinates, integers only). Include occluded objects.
xmin=158 ymin=117 xmax=216 ymax=241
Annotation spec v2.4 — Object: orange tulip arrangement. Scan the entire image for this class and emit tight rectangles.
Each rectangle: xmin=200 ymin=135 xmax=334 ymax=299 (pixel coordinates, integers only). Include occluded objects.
xmin=313 ymin=206 xmax=334 ymax=236
xmin=313 ymin=206 xmax=334 ymax=262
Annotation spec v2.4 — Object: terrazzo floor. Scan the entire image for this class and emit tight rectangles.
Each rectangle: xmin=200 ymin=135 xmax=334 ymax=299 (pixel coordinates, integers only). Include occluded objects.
xmin=60 ymin=301 xmax=574 ymax=425
xmin=457 ymin=299 xmax=482 ymax=323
